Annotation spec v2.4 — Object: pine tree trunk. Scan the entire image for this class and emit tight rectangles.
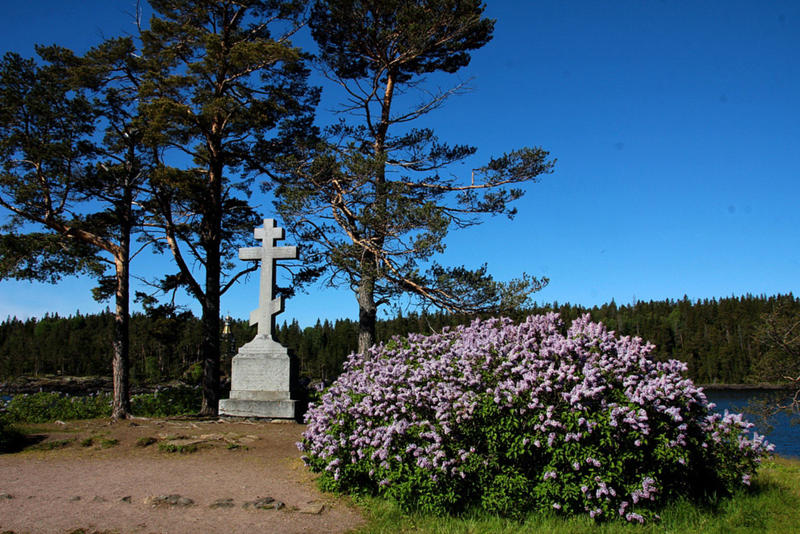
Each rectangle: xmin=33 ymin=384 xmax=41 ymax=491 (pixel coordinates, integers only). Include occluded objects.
xmin=199 ymin=245 xmax=222 ymax=416
xmin=355 ymin=70 xmax=392 ymax=356
xmin=111 ymin=248 xmax=131 ymax=420
xmin=357 ymin=275 xmax=377 ymax=354
xmin=199 ymin=163 xmax=223 ymax=416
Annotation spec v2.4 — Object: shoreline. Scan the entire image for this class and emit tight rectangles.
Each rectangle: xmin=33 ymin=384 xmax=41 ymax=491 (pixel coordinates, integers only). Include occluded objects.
xmin=698 ymin=383 xmax=796 ymax=391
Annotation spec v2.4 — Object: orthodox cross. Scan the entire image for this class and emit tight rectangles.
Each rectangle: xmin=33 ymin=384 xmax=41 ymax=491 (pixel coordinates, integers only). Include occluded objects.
xmin=239 ymin=219 xmax=298 ymax=339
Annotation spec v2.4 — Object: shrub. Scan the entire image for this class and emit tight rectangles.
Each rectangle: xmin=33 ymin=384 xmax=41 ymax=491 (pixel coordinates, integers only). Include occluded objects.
xmin=300 ymin=314 xmax=773 ymax=522
xmin=182 ymin=362 xmax=204 ymax=385
xmin=3 ymin=391 xmax=112 ymax=422
xmin=3 ymin=386 xmax=201 ymax=423
xmin=130 ymin=386 xmax=201 ymax=417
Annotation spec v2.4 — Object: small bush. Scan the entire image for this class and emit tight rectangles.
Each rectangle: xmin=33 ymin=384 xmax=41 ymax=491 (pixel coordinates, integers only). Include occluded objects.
xmin=300 ymin=314 xmax=773 ymax=523
xmin=2 ymin=386 xmax=202 ymax=423
xmin=131 ymin=386 xmax=201 ymax=417
xmin=182 ymin=362 xmax=204 ymax=385
xmin=4 ymin=392 xmax=112 ymax=423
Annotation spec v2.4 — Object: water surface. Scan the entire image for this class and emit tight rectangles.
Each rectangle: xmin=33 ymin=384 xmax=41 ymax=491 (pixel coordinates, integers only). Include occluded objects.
xmin=705 ymin=388 xmax=798 ymax=459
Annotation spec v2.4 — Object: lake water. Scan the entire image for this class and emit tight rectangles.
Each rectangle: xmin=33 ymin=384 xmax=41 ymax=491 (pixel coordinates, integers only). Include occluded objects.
xmin=705 ymin=388 xmax=799 ymax=459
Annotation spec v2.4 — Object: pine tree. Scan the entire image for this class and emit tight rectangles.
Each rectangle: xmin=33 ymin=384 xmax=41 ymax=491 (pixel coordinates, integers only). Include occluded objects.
xmin=275 ymin=0 xmax=553 ymax=353
xmin=754 ymin=294 xmax=800 ymax=409
xmin=137 ymin=0 xmax=317 ymax=414
xmin=0 ymin=38 xmax=152 ymax=418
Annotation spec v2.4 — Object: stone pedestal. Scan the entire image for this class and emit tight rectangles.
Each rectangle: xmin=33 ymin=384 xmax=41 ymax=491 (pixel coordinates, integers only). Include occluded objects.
xmin=219 ymin=335 xmax=296 ymax=419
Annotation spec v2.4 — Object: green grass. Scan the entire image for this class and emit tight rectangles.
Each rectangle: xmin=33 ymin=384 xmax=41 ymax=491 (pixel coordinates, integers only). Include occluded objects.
xmin=158 ymin=442 xmax=198 ymax=454
xmin=352 ymin=457 xmax=800 ymax=534
xmin=136 ymin=436 xmax=158 ymax=447
xmin=26 ymin=438 xmax=75 ymax=451
xmin=99 ymin=438 xmax=119 ymax=449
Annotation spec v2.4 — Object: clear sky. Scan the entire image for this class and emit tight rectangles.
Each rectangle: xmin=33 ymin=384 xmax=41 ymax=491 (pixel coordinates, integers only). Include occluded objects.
xmin=0 ymin=1 xmax=798 ymax=327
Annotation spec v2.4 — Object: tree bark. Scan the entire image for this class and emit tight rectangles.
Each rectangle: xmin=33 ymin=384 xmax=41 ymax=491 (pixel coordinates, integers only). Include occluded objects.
xmin=354 ymin=71 xmax=394 ymax=355
xmin=111 ymin=249 xmax=131 ymax=419
xmin=199 ymin=286 xmax=221 ymax=416
xmin=357 ymin=272 xmax=377 ymax=354
xmin=199 ymin=162 xmax=223 ymax=416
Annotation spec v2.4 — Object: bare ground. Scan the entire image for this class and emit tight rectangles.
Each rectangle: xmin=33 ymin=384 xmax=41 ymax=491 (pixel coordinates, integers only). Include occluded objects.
xmin=0 ymin=418 xmax=365 ymax=534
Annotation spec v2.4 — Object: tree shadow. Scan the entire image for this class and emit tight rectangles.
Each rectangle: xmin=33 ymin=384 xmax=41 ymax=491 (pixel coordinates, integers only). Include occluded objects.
xmin=0 ymin=423 xmax=46 ymax=454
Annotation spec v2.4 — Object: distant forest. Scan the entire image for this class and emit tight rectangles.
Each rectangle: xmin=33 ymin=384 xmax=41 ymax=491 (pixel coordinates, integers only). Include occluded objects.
xmin=1 ymin=294 xmax=797 ymax=386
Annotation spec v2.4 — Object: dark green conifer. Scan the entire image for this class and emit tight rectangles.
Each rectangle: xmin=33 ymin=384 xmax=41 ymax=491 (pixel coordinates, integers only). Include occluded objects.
xmin=0 ymin=38 xmax=151 ymax=419
xmin=137 ymin=0 xmax=317 ymax=414
xmin=275 ymin=0 xmax=553 ymax=353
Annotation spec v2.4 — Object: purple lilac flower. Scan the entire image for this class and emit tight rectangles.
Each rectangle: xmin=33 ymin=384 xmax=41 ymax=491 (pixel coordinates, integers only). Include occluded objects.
xmin=299 ymin=313 xmax=772 ymax=524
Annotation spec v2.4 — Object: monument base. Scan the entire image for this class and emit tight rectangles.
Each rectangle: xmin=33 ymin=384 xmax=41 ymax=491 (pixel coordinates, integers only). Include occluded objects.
xmin=219 ymin=334 xmax=297 ymax=419
xmin=219 ymin=397 xmax=296 ymax=419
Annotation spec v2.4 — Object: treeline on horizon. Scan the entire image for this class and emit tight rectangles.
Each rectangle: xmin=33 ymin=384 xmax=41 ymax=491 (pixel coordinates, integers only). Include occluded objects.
xmin=0 ymin=293 xmax=797 ymax=387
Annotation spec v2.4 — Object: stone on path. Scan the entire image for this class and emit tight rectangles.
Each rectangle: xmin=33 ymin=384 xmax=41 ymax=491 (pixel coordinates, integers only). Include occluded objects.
xmin=147 ymin=494 xmax=194 ymax=507
xmin=242 ymin=496 xmax=284 ymax=510
xmin=209 ymin=498 xmax=235 ymax=509
xmin=298 ymin=503 xmax=325 ymax=514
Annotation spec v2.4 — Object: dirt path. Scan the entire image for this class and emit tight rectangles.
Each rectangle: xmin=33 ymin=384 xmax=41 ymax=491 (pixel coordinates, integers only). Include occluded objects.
xmin=0 ymin=418 xmax=365 ymax=534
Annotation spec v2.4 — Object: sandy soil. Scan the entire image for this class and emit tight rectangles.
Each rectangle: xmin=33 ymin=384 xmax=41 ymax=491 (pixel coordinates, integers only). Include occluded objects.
xmin=0 ymin=418 xmax=365 ymax=534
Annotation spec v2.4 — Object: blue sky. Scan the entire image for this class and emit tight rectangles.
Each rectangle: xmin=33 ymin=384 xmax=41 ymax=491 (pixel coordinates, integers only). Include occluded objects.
xmin=0 ymin=1 xmax=798 ymax=327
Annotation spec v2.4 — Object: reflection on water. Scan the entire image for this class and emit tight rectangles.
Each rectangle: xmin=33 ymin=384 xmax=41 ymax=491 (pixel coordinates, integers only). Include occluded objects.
xmin=705 ymin=388 xmax=799 ymax=459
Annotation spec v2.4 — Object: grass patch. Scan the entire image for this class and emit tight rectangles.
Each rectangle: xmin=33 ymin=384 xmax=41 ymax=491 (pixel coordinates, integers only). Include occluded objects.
xmin=27 ymin=438 xmax=75 ymax=451
xmin=158 ymin=442 xmax=198 ymax=454
xmin=136 ymin=436 xmax=158 ymax=447
xmin=352 ymin=457 xmax=800 ymax=534
xmin=80 ymin=437 xmax=94 ymax=447
xmin=99 ymin=438 xmax=119 ymax=449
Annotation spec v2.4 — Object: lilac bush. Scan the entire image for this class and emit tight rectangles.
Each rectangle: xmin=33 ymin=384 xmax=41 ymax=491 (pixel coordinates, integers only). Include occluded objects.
xmin=299 ymin=314 xmax=773 ymax=522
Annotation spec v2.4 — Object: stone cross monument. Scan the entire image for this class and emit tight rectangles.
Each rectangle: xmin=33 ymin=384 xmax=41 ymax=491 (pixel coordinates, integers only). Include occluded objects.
xmin=239 ymin=219 xmax=297 ymax=341
xmin=219 ymin=219 xmax=298 ymax=419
